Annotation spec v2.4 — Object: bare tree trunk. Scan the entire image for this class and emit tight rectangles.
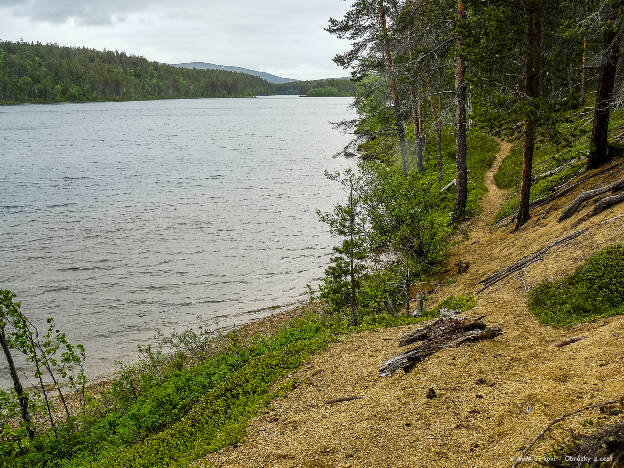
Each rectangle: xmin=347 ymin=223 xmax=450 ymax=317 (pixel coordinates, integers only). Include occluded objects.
xmin=349 ymin=184 xmax=358 ymax=326
xmin=452 ymin=0 xmax=468 ymax=225
xmin=516 ymin=0 xmax=543 ymax=230
xmin=425 ymin=75 xmax=444 ymax=181
xmin=379 ymin=0 xmax=409 ymax=176
xmin=587 ymin=4 xmax=620 ymax=170
xmin=417 ymin=82 xmax=425 ymax=171
xmin=0 ymin=327 xmax=35 ymax=440
xmin=410 ymin=82 xmax=424 ymax=172
xmin=581 ymin=0 xmax=590 ymax=102
xmin=25 ymin=321 xmax=55 ymax=430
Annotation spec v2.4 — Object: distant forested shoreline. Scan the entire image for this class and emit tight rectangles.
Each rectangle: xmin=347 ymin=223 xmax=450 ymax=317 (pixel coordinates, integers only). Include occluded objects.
xmin=0 ymin=41 xmax=356 ymax=104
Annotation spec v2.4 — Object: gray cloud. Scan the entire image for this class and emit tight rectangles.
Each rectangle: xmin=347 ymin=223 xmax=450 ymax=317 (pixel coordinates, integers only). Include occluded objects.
xmin=6 ymin=0 xmax=158 ymax=25
xmin=0 ymin=1 xmax=351 ymax=80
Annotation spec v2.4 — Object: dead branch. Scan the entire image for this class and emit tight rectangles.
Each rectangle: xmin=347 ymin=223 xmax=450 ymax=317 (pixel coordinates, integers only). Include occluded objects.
xmin=559 ymin=177 xmax=624 ymax=222
xmin=533 ymin=155 xmax=585 ymax=183
xmin=554 ymin=336 xmax=586 ymax=348
xmin=511 ymin=399 xmax=621 ymax=468
xmin=379 ymin=316 xmax=502 ymax=377
xmin=325 ymin=396 xmax=363 ymax=405
xmin=478 ymin=229 xmax=588 ymax=293
xmin=440 ymin=178 xmax=456 ymax=192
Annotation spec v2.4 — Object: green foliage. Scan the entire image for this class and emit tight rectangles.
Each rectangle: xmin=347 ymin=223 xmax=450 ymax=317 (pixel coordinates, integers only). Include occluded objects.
xmin=273 ymin=78 xmax=356 ymax=96
xmin=433 ymin=294 xmax=477 ymax=313
xmin=305 ymin=86 xmax=343 ymax=97
xmin=528 ymin=245 xmax=624 ymax=326
xmin=318 ymin=170 xmax=368 ymax=324
xmin=0 ymin=41 xmax=275 ymax=104
xmin=3 ymin=310 xmax=431 ymax=467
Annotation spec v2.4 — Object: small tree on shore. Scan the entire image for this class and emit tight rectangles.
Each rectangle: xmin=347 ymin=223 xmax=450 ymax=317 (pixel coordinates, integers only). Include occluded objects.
xmin=318 ymin=170 xmax=368 ymax=326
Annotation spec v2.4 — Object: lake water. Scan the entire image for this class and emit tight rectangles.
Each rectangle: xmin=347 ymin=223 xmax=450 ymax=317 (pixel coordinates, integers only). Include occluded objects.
xmin=0 ymin=96 xmax=354 ymax=387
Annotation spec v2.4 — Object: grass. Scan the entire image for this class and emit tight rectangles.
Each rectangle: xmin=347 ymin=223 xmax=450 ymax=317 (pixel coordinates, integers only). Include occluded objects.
xmin=432 ymin=293 xmax=477 ymax=314
xmin=528 ymin=245 xmax=624 ymax=326
xmin=2 ymin=311 xmax=428 ymax=467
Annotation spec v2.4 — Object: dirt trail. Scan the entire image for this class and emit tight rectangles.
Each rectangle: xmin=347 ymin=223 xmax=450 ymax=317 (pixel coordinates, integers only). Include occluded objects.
xmin=478 ymin=139 xmax=512 ymax=227
xmin=201 ymin=146 xmax=624 ymax=468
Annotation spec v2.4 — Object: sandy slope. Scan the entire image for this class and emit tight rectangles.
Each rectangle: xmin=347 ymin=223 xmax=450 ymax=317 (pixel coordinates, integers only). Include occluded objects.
xmin=200 ymin=146 xmax=624 ymax=468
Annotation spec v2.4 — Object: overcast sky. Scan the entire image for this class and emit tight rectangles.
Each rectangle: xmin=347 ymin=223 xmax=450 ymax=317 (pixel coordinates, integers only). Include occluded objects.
xmin=0 ymin=0 xmax=352 ymax=80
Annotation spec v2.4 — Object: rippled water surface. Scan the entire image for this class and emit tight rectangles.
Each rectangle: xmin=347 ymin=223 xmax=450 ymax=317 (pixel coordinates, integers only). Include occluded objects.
xmin=0 ymin=96 xmax=354 ymax=386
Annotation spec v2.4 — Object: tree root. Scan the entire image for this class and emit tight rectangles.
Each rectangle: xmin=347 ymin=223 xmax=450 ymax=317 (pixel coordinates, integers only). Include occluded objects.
xmin=559 ymin=177 xmax=624 ymax=222
xmin=496 ymin=163 xmax=621 ymax=227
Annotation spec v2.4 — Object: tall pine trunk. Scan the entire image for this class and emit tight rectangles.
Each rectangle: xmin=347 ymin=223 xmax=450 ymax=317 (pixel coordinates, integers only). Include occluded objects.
xmin=407 ymin=0 xmax=424 ymax=172
xmin=0 ymin=327 xmax=35 ymax=440
xmin=516 ymin=0 xmax=543 ymax=230
xmin=452 ymin=0 xmax=468 ymax=225
xmin=379 ymin=0 xmax=409 ymax=176
xmin=425 ymin=75 xmax=444 ymax=181
xmin=581 ymin=0 xmax=590 ymax=102
xmin=587 ymin=4 xmax=620 ymax=170
xmin=410 ymin=82 xmax=425 ymax=171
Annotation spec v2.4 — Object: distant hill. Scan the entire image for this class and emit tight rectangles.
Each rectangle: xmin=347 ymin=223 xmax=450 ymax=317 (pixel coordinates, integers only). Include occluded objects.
xmin=172 ymin=62 xmax=296 ymax=84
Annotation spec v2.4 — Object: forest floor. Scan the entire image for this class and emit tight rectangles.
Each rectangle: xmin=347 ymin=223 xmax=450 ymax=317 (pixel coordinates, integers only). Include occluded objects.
xmin=199 ymin=144 xmax=624 ymax=468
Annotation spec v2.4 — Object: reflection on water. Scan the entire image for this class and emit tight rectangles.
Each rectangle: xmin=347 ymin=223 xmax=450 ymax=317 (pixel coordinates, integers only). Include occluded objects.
xmin=0 ymin=96 xmax=354 ymax=386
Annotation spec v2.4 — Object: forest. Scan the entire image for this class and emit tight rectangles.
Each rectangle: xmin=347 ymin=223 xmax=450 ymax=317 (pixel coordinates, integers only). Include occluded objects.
xmin=2 ymin=0 xmax=624 ymax=466
xmin=0 ymin=41 xmax=356 ymax=103
xmin=307 ymin=0 xmax=624 ymax=326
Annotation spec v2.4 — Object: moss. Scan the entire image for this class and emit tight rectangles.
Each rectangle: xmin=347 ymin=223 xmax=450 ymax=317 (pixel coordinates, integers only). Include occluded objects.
xmin=528 ymin=245 xmax=624 ymax=326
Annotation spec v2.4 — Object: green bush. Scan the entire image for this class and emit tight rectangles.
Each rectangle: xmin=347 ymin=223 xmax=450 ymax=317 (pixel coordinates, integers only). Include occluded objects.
xmin=528 ymin=245 xmax=624 ymax=326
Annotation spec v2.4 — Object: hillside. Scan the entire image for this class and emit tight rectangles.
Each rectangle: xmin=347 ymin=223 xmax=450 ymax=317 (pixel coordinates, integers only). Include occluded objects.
xmin=201 ymin=145 xmax=624 ymax=467
xmin=172 ymin=62 xmax=296 ymax=84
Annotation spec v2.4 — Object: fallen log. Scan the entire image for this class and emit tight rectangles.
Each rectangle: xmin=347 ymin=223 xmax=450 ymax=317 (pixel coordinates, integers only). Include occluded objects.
xmin=478 ymin=229 xmax=587 ymax=293
xmin=379 ymin=316 xmax=503 ymax=377
xmin=559 ymin=177 xmax=624 ymax=222
xmin=399 ymin=313 xmax=484 ymax=347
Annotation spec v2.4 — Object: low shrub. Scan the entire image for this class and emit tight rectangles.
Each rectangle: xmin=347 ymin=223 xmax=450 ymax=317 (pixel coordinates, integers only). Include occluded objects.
xmin=528 ymin=245 xmax=624 ymax=326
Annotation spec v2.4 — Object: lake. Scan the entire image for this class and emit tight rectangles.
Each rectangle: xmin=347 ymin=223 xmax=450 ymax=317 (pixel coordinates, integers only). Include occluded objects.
xmin=0 ymin=96 xmax=354 ymax=387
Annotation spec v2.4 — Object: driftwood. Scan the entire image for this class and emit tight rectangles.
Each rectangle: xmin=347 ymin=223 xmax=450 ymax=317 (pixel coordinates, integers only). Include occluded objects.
xmin=497 ymin=163 xmax=621 ymax=226
xmin=478 ymin=229 xmax=588 ymax=293
xmin=511 ymin=399 xmax=621 ymax=468
xmin=559 ymin=177 xmax=624 ymax=222
xmin=379 ymin=315 xmax=503 ymax=377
